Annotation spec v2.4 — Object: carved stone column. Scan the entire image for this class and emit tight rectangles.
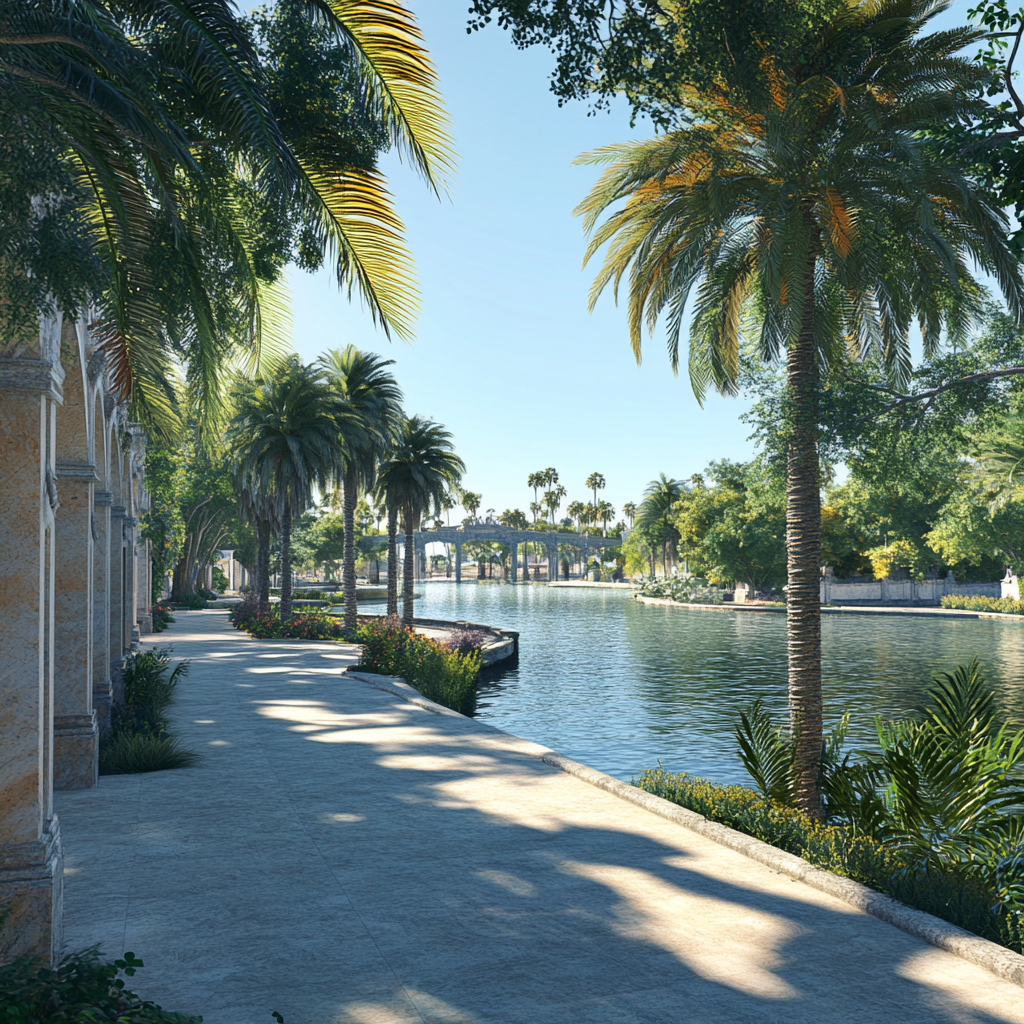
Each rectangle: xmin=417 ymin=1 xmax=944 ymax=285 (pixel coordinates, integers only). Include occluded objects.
xmin=92 ymin=490 xmax=113 ymax=731
xmin=53 ymin=460 xmax=98 ymax=790
xmin=0 ymin=325 xmax=65 ymax=962
xmin=510 ymin=537 xmax=518 ymax=583
xmin=455 ymin=541 xmax=462 ymax=583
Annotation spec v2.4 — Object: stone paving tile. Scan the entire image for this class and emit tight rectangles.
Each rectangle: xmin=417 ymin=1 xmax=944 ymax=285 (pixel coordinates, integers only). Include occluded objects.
xmin=57 ymin=610 xmax=1024 ymax=1024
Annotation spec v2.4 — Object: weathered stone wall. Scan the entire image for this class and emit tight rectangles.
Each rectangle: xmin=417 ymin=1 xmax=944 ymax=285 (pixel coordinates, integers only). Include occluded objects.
xmin=820 ymin=574 xmax=1019 ymax=606
xmin=0 ymin=311 xmax=149 ymax=961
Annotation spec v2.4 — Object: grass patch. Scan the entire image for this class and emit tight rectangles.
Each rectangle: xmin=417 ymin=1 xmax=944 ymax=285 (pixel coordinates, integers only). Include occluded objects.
xmin=99 ymin=649 xmax=199 ymax=776
xmin=356 ymin=616 xmax=481 ymax=716
xmin=940 ymin=594 xmax=1024 ymax=614
xmin=99 ymin=733 xmax=199 ymax=775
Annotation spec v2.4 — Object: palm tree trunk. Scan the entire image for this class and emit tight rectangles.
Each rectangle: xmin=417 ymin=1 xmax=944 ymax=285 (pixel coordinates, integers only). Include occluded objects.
xmin=387 ymin=501 xmax=399 ymax=617
xmin=787 ymin=252 xmax=824 ymax=820
xmin=343 ymin=468 xmax=358 ymax=630
xmin=402 ymin=516 xmax=415 ymax=625
xmin=257 ymin=518 xmax=271 ymax=614
xmin=280 ymin=504 xmax=293 ymax=621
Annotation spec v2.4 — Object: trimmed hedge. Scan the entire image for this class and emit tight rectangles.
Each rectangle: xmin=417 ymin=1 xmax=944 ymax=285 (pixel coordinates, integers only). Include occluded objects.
xmin=940 ymin=594 xmax=1024 ymax=615
xmin=635 ymin=767 xmax=1024 ymax=953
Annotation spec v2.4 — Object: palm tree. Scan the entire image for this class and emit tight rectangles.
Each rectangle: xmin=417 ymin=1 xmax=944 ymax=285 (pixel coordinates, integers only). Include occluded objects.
xmin=229 ymin=359 xmax=340 ymax=620
xmin=636 ymin=476 xmax=683 ymax=577
xmin=623 ymin=501 xmax=637 ymax=528
xmin=461 ymin=490 xmax=482 ymax=523
xmin=376 ymin=417 xmax=465 ymax=624
xmin=586 ymin=472 xmax=606 ymax=507
xmin=575 ymin=0 xmax=1023 ymax=817
xmin=567 ymin=500 xmax=586 ymax=532
xmin=597 ymin=500 xmax=615 ymax=537
xmin=543 ymin=484 xmax=566 ymax=525
xmin=527 ymin=471 xmax=546 ymax=518
xmin=5 ymin=0 xmax=454 ymax=429
xmin=320 ymin=346 xmax=403 ymax=628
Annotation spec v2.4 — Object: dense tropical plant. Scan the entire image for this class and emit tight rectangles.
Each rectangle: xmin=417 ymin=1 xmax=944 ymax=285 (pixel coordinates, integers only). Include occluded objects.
xmin=228 ymin=359 xmax=342 ymax=620
xmin=635 ymin=475 xmax=683 ymax=576
xmin=320 ymin=346 xmax=404 ymax=627
xmin=375 ymin=417 xmax=464 ymax=623
xmin=576 ymin=1 xmax=1024 ymax=816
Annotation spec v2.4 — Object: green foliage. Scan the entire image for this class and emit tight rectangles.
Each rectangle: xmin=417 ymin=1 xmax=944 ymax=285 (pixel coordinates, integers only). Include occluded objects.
xmin=635 ymin=767 xmax=1024 ymax=952
xmin=100 ymin=650 xmax=199 ymax=776
xmin=635 ymin=577 xmax=723 ymax=604
xmin=673 ymin=461 xmax=786 ymax=590
xmin=0 ymin=947 xmax=201 ymax=1023
xmin=151 ymin=605 xmax=175 ymax=632
xmin=941 ymin=595 xmax=1024 ymax=614
xmin=356 ymin=617 xmax=480 ymax=715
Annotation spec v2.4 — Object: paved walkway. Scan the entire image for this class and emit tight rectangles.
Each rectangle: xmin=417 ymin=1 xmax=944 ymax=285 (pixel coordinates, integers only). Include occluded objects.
xmin=57 ymin=611 xmax=1024 ymax=1024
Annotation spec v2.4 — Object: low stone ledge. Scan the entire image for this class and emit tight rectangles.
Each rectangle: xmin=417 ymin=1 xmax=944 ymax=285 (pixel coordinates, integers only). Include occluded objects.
xmin=344 ymin=669 xmax=465 ymax=718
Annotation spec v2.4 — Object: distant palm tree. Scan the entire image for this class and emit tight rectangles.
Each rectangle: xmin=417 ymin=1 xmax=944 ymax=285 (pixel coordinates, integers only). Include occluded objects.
xmin=597 ymin=500 xmax=615 ymax=536
xmin=636 ymin=476 xmax=683 ymax=576
xmin=567 ymin=500 xmax=586 ymax=532
xmin=543 ymin=484 xmax=566 ymax=525
xmin=461 ymin=490 xmax=482 ymax=522
xmin=321 ymin=346 xmax=403 ymax=628
xmin=376 ymin=417 xmax=464 ymax=624
xmin=586 ymin=472 xmax=606 ymax=507
xmin=527 ymin=471 xmax=547 ymax=518
xmin=623 ymin=501 xmax=637 ymax=528
xmin=229 ymin=359 xmax=339 ymax=620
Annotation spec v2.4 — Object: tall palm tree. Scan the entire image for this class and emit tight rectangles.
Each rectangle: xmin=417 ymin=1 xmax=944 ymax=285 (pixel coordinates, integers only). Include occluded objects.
xmin=597 ymin=500 xmax=615 ymax=537
xmin=586 ymin=472 xmax=606 ymax=507
xmin=527 ymin=471 xmax=545 ymax=518
xmin=229 ymin=359 xmax=341 ymax=620
xmin=622 ymin=501 xmax=637 ymax=528
xmin=4 ymin=0 xmax=454 ymax=428
xmin=575 ymin=0 xmax=1023 ymax=817
xmin=376 ymin=416 xmax=464 ymax=624
xmin=321 ymin=346 xmax=404 ymax=628
xmin=636 ymin=476 xmax=683 ymax=576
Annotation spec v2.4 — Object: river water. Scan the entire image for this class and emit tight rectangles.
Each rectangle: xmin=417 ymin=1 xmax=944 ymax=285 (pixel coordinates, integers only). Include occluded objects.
xmin=367 ymin=582 xmax=1024 ymax=784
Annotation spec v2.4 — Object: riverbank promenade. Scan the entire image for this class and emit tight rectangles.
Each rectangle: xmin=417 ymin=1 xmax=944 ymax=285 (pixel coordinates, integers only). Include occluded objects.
xmin=56 ymin=611 xmax=1024 ymax=1023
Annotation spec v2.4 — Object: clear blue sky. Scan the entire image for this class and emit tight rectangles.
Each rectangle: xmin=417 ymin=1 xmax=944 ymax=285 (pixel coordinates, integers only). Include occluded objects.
xmin=286 ymin=0 xmax=976 ymax=523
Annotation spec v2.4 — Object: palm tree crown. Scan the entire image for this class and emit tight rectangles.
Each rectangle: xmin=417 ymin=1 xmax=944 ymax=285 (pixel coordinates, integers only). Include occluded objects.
xmin=228 ymin=357 xmax=341 ymax=618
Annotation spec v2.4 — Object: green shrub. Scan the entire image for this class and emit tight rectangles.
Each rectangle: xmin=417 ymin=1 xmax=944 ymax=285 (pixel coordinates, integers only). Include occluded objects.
xmin=100 ymin=650 xmax=198 ymax=776
xmin=636 ymin=576 xmax=723 ymax=603
xmin=635 ymin=767 xmax=1024 ymax=952
xmin=0 ymin=947 xmax=201 ymax=1022
xmin=940 ymin=594 xmax=1024 ymax=614
xmin=230 ymin=600 xmax=351 ymax=641
xmin=356 ymin=617 xmax=481 ymax=715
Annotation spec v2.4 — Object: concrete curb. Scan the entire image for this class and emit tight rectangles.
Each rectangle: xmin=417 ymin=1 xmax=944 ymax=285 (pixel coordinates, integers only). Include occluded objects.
xmin=343 ymin=665 xmax=1024 ymax=989
xmin=344 ymin=670 xmax=465 ymax=719
xmin=540 ymin=751 xmax=1024 ymax=989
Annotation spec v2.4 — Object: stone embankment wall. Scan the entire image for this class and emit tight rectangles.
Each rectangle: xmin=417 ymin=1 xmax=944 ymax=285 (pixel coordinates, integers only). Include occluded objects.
xmin=820 ymin=574 xmax=1019 ymax=607
xmin=1 ymin=312 xmax=151 ymax=963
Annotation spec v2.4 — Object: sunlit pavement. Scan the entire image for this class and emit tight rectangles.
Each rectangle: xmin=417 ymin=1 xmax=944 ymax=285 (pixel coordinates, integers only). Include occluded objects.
xmin=57 ymin=610 xmax=1024 ymax=1023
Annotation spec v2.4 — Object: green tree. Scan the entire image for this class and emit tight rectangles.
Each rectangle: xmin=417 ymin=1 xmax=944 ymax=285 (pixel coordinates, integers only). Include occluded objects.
xmin=575 ymin=3 xmax=1023 ymax=816
xmin=461 ymin=490 xmax=482 ymax=523
xmin=228 ymin=358 xmax=340 ymax=620
xmin=321 ymin=346 xmax=403 ymax=628
xmin=376 ymin=417 xmax=464 ymax=624
xmin=622 ymin=501 xmax=637 ymax=528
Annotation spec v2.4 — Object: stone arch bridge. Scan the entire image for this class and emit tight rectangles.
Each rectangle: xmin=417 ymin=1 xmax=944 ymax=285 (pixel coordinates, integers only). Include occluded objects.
xmin=413 ymin=524 xmax=623 ymax=581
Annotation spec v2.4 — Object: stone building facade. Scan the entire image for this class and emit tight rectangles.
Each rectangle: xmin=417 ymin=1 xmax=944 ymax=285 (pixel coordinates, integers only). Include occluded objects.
xmin=1 ymin=312 xmax=151 ymax=962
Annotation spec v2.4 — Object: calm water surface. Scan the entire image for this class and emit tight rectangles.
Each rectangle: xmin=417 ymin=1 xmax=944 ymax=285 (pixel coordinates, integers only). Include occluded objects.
xmin=371 ymin=582 xmax=1024 ymax=784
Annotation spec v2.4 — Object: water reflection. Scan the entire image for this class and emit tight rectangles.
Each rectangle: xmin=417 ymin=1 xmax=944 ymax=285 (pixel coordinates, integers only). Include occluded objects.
xmin=366 ymin=583 xmax=1024 ymax=784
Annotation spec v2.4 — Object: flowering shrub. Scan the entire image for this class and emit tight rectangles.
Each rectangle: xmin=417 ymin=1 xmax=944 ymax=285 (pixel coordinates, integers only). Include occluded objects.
xmin=941 ymin=594 xmax=1024 ymax=615
xmin=151 ymin=604 xmax=175 ymax=631
xmin=230 ymin=598 xmax=349 ymax=641
xmin=356 ymin=616 xmax=481 ymax=715
xmin=635 ymin=576 xmax=724 ymax=604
